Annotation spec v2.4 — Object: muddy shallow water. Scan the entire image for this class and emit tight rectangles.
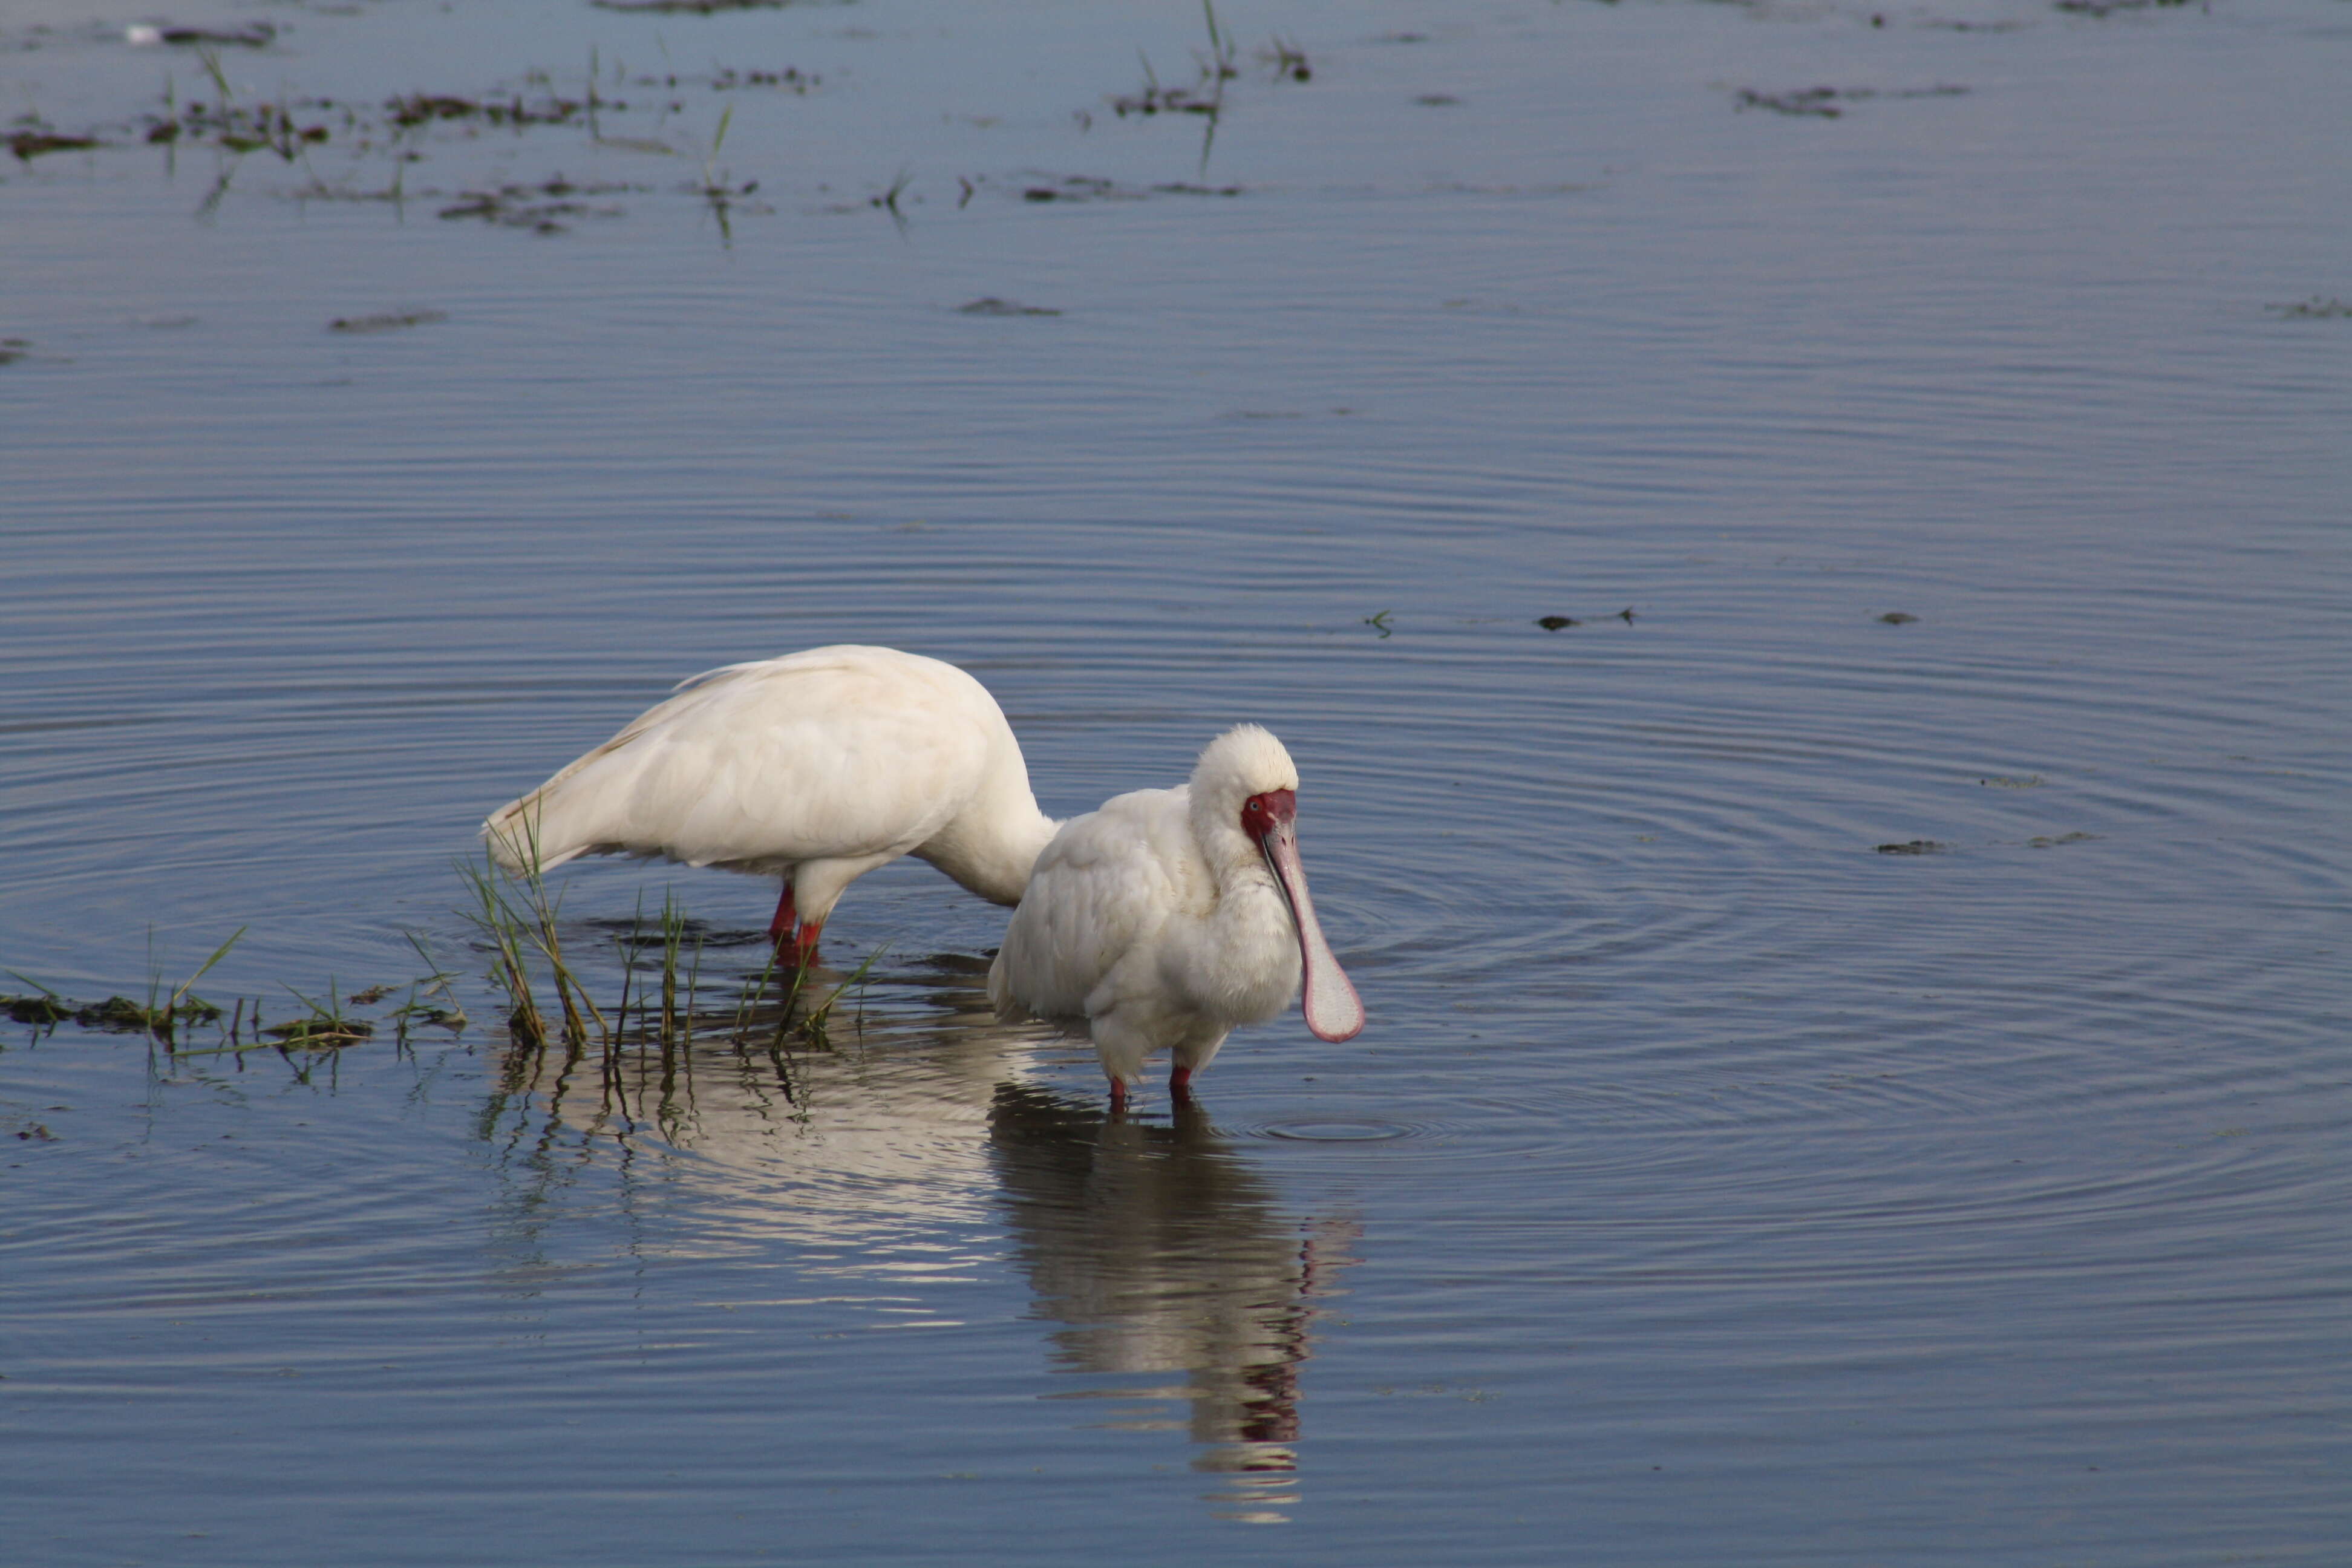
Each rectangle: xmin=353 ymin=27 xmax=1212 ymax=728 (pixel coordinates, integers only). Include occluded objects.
xmin=3 ymin=0 xmax=2348 ymax=1563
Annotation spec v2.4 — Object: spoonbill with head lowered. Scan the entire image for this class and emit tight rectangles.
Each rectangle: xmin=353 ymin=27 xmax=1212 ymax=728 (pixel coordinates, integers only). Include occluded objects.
xmin=988 ymin=724 xmax=1365 ymax=1110
xmin=483 ymin=645 xmax=1060 ymax=961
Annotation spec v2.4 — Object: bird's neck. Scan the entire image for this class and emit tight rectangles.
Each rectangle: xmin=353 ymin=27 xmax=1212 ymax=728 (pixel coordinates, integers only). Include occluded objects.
xmin=1171 ymin=849 xmax=1299 ymax=1021
xmin=918 ymin=799 xmax=1062 ymax=906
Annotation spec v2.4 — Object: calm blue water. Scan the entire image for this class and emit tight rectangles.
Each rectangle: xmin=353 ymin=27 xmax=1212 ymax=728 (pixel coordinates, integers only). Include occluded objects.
xmin=3 ymin=0 xmax=2347 ymax=1561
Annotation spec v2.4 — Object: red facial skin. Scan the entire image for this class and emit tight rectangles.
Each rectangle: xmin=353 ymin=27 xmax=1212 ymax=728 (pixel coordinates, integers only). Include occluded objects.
xmin=1240 ymin=788 xmax=1296 ymax=840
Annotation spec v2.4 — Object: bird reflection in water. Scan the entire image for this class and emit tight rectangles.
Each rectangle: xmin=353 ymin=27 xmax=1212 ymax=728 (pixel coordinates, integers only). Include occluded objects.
xmin=988 ymin=1084 xmax=1359 ymax=1522
xmin=478 ymin=963 xmax=1357 ymax=1520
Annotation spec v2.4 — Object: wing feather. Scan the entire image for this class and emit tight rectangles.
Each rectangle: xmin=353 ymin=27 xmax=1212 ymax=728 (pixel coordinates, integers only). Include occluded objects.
xmin=486 ymin=646 xmax=995 ymax=873
xmin=989 ymin=786 xmax=1195 ymax=1024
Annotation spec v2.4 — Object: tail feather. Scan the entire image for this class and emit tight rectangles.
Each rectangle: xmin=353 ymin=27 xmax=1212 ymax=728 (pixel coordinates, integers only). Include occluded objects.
xmin=481 ymin=794 xmax=587 ymax=875
xmin=985 ymin=950 xmax=1027 ymax=1024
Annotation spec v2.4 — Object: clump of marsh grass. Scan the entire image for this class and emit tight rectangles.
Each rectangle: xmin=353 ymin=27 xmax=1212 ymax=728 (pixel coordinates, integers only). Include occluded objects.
xmin=1260 ymin=36 xmax=1311 ymax=82
xmin=1102 ymin=4 xmax=1316 ymax=169
xmin=0 ymin=928 xmax=334 ymax=1054
xmin=387 ymin=931 xmax=470 ymax=1044
xmin=264 ymin=981 xmax=375 ymax=1048
xmin=149 ymin=925 xmax=246 ymax=1046
xmin=5 ymin=832 xmax=884 ymax=1099
xmin=461 ymin=855 xmax=887 ymax=1146
xmin=693 ymin=103 xmax=759 ymax=243
xmin=468 ymin=809 xmax=606 ymax=1049
xmin=2 ymin=972 xmax=74 ymax=1027
xmin=472 ymin=808 xmax=879 ymax=1072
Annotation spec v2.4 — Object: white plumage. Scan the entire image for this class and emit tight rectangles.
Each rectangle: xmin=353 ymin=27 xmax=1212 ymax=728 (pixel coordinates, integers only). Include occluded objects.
xmin=483 ymin=645 xmax=1059 ymax=956
xmin=989 ymin=725 xmax=1365 ymax=1108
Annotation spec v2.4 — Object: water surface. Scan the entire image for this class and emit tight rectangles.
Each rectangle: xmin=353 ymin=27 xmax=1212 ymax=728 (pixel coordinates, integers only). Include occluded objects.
xmin=3 ymin=0 xmax=2347 ymax=1561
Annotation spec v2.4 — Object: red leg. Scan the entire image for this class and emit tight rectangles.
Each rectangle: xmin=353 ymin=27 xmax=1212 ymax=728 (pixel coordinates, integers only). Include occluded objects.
xmin=1168 ymin=1064 xmax=1194 ymax=1103
xmin=1107 ymin=1077 xmax=1128 ymax=1116
xmin=767 ymin=882 xmax=822 ymax=966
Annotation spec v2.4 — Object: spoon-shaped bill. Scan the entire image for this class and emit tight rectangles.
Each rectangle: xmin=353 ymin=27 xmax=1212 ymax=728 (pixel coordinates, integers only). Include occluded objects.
xmin=1256 ymin=816 xmax=1365 ymax=1042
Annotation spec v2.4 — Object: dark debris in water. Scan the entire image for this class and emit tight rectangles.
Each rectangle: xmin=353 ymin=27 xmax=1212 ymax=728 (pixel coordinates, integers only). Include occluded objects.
xmin=4 ymin=993 xmax=72 ymax=1025
xmin=1108 ymin=83 xmax=1224 ymax=119
xmin=1 ymin=993 xmax=225 ymax=1033
xmin=1735 ymin=85 xmax=1968 ymax=119
xmin=4 ymin=976 xmax=452 ymax=1049
xmin=127 ymin=22 xmax=278 ymax=49
xmin=711 ymin=67 xmax=818 ymax=94
xmin=1261 ymin=39 xmax=1312 ymax=82
xmin=590 ymin=0 xmax=795 ymax=12
xmin=1879 ymin=611 xmax=1919 ymax=624
xmin=80 ymin=996 xmax=199 ymax=1031
xmin=1876 ymin=840 xmax=1950 ymax=855
xmin=439 ymin=178 xmax=635 ymax=234
xmin=1537 ymin=608 xmax=1636 ymax=631
xmin=9 ymin=127 xmax=101 ymax=160
xmin=145 ymin=98 xmax=335 ymax=157
xmin=0 ymin=338 xmax=30 ymax=365
xmin=1018 ymin=175 xmax=1243 ymax=204
xmin=264 ymin=1016 xmax=373 ymax=1047
xmin=1978 ymin=774 xmax=2045 ymax=789
xmin=2027 ymin=831 xmax=2098 ymax=848
xmin=1738 ymin=88 xmax=1842 ymax=120
xmin=388 ymin=92 xmax=584 ymax=129
xmin=1100 ymin=21 xmax=1310 ymax=124
xmin=2269 ymin=296 xmax=2352 ymax=319
xmin=330 ymin=310 xmax=448 ymax=334
xmin=2053 ymin=0 xmax=2191 ymax=15
xmin=956 ymin=298 xmax=1062 ymax=316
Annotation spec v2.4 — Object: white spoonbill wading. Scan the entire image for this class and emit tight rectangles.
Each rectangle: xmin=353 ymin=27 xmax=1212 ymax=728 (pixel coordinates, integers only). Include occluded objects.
xmin=483 ymin=645 xmax=1060 ymax=961
xmin=988 ymin=725 xmax=1365 ymax=1110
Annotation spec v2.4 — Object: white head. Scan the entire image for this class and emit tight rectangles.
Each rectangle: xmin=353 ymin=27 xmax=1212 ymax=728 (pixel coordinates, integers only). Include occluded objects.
xmin=1188 ymin=724 xmax=1364 ymax=1043
xmin=1188 ymin=724 xmax=1299 ymax=836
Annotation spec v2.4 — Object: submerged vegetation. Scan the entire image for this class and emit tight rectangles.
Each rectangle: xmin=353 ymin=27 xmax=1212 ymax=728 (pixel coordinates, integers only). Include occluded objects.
xmin=1732 ymin=83 xmax=1968 ymax=119
xmin=436 ymin=177 xmax=638 ymax=234
xmin=5 ymin=927 xmax=243 ymax=1045
xmin=1096 ymin=0 xmax=1310 ymax=170
xmin=8 ymin=125 xmax=102 ymax=160
xmin=2 ymin=843 xmax=880 ymax=1105
xmin=3 ymin=1 xmax=1317 ymax=226
xmin=589 ymin=0 xmax=802 ymax=13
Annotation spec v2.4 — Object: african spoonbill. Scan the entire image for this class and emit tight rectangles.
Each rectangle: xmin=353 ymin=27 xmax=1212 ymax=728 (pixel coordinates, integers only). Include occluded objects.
xmin=483 ymin=645 xmax=1060 ymax=960
xmin=987 ymin=725 xmax=1365 ymax=1109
